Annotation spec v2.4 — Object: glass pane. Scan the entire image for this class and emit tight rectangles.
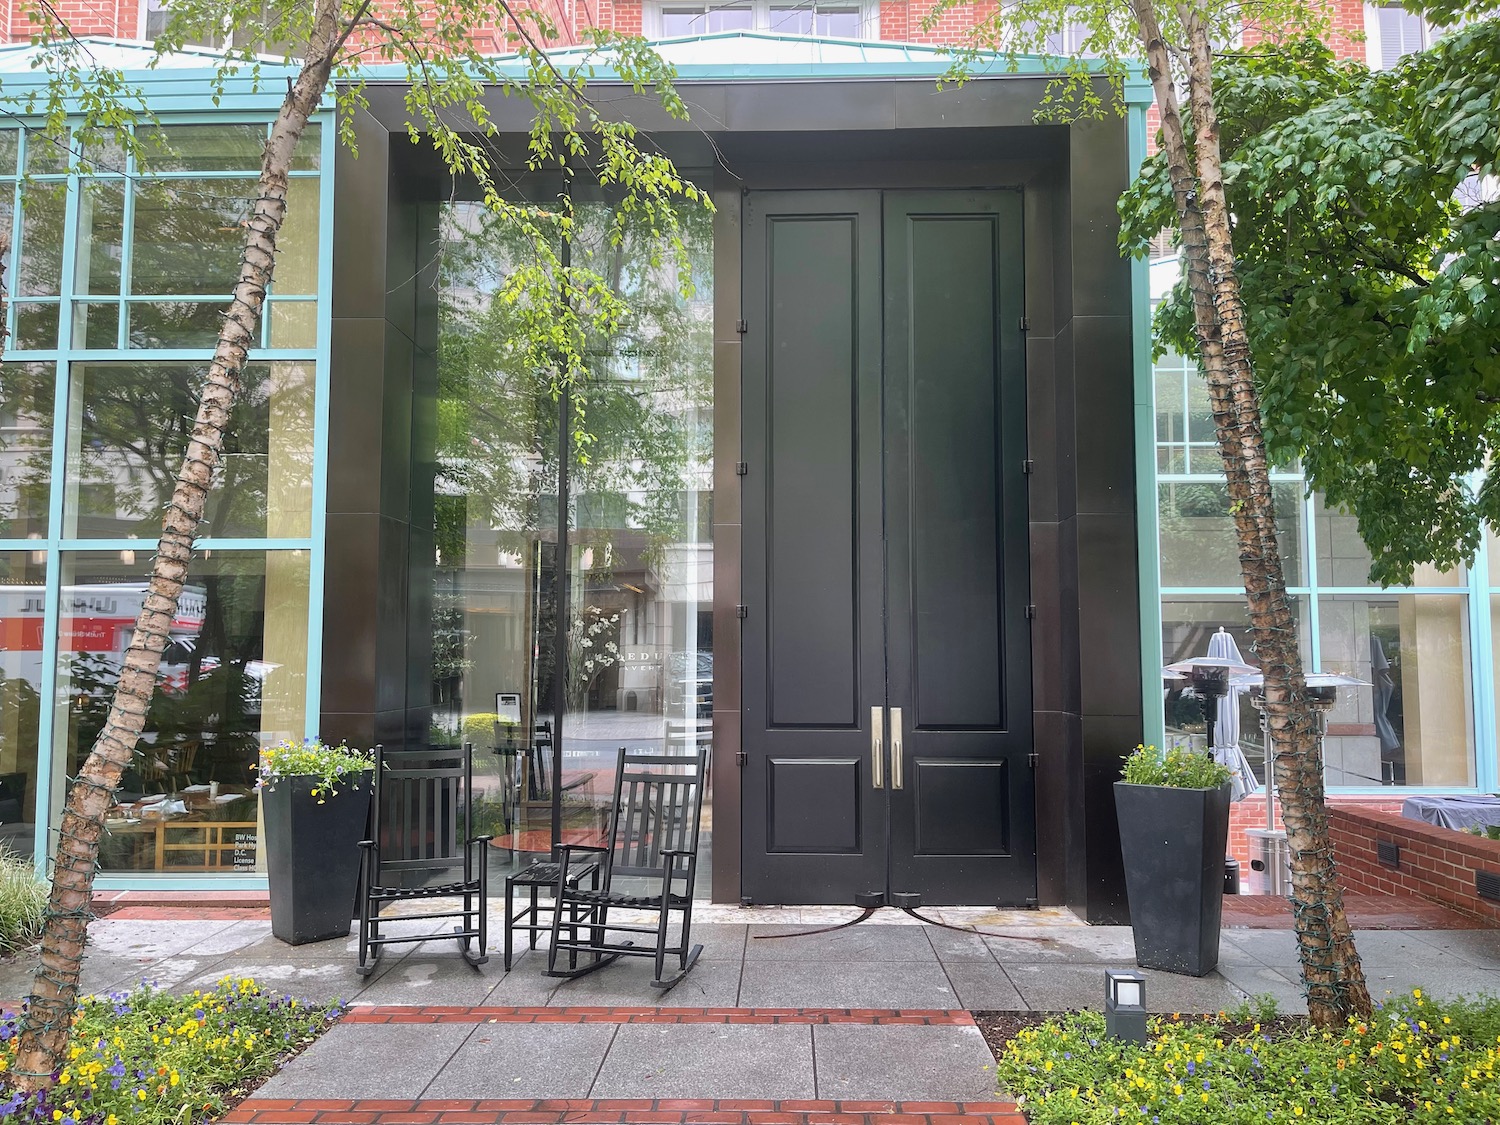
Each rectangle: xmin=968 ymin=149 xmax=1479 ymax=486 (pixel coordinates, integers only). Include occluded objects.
xmin=272 ymin=176 xmax=319 ymax=295
xmin=12 ymin=303 xmax=59 ymax=350
xmin=1160 ymin=595 xmax=1311 ymax=786
xmin=128 ymin=300 xmax=225 ymax=348
xmin=23 ymin=131 xmax=67 ymax=176
xmin=1153 ymin=366 xmax=1183 ymax=448
xmin=1184 ymin=373 xmax=1214 ymax=447
xmin=18 ymin=184 xmax=66 ymax=297
xmin=567 ymin=198 xmax=715 ymax=898
xmin=0 ymin=553 xmax=46 ymax=862
xmin=769 ymin=5 xmax=815 ymax=33
xmin=0 ymin=363 xmax=54 ymax=538
xmin=74 ymin=301 xmax=122 ymax=349
xmin=1319 ymin=593 xmax=1474 ymax=786
xmin=291 ymin=122 xmax=322 ymax=172
xmin=707 ymin=5 xmax=754 ymax=29
xmin=65 ymin=361 xmax=315 ymax=539
xmin=268 ymin=301 xmax=318 ymax=348
xmin=0 ymin=130 xmax=18 ymax=176
xmin=431 ymin=202 xmax=564 ymax=887
xmin=819 ymin=7 xmax=861 ymax=35
xmin=130 ymin=177 xmax=255 ymax=296
xmin=75 ymin=180 xmax=125 ymax=295
xmin=1315 ymin=491 xmax=1463 ymax=586
xmin=138 ymin=125 xmax=268 ymax=173
xmin=55 ymin=549 xmax=309 ymax=874
xmin=1158 ymin=480 xmax=1304 ymax=588
xmin=660 ymin=8 xmax=703 ymax=35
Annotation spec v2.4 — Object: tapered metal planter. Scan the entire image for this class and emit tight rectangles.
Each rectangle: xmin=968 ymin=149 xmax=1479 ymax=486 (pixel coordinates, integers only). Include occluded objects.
xmin=264 ymin=772 xmax=373 ymax=945
xmin=1114 ymin=780 xmax=1232 ymax=977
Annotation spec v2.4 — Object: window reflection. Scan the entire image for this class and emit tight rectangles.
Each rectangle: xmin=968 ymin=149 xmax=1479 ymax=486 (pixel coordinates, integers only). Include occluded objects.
xmin=0 ymin=554 xmax=46 ymax=861
xmin=430 ymin=198 xmax=714 ymax=896
xmin=0 ymin=363 xmax=54 ymax=539
xmin=54 ymin=550 xmax=308 ymax=873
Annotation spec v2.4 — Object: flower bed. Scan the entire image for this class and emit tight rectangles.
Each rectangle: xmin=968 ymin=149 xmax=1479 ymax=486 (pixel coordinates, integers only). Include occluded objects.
xmin=996 ymin=991 xmax=1500 ymax=1124
xmin=0 ymin=978 xmax=342 ymax=1124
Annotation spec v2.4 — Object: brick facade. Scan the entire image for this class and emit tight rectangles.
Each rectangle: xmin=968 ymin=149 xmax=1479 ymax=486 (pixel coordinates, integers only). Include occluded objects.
xmin=1328 ymin=805 xmax=1500 ymax=926
xmin=1228 ymin=795 xmax=1406 ymax=871
xmin=8 ymin=0 xmax=1372 ymax=58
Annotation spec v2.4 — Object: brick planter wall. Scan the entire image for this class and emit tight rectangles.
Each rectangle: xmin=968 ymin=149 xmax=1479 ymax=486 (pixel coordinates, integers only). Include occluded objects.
xmin=1328 ymin=806 xmax=1500 ymax=925
xmin=1228 ymin=796 xmax=1405 ymax=870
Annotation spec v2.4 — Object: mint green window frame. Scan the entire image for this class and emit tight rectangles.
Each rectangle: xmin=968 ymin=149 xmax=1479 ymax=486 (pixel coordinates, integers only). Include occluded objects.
xmin=0 ymin=111 xmax=335 ymax=889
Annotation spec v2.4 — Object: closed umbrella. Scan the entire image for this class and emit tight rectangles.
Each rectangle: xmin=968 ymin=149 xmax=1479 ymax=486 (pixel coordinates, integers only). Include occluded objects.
xmin=1206 ymin=628 xmax=1256 ymax=802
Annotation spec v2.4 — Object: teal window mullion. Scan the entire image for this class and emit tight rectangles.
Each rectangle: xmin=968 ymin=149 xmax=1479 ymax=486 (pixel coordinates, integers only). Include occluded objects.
xmin=1468 ymin=529 xmax=1494 ymax=790
xmin=30 ymin=546 xmax=61 ymax=869
xmin=118 ymin=162 xmax=136 ymax=349
xmin=1304 ymin=489 xmax=1321 ymax=673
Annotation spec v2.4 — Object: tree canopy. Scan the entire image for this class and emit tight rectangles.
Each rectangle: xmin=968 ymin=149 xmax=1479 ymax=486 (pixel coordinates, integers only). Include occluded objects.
xmin=1121 ymin=16 xmax=1500 ymax=586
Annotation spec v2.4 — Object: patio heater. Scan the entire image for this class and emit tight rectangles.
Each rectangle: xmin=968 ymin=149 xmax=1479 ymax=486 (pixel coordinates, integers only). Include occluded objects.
xmin=1162 ymin=655 xmax=1257 ymax=752
xmin=1245 ymin=672 xmax=1368 ymax=896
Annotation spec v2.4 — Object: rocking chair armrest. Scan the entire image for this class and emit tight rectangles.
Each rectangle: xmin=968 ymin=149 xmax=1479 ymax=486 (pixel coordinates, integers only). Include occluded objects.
xmin=658 ymin=848 xmax=695 ymax=858
xmin=358 ymin=839 xmax=377 ymax=849
xmin=556 ymin=843 xmax=609 ymax=858
xmin=468 ymin=834 xmax=494 ymax=845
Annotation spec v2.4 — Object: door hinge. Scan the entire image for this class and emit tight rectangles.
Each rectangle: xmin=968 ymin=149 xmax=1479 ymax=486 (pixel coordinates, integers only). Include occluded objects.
xmin=736 ymin=319 xmax=748 ymax=334
xmin=1022 ymin=458 xmax=1034 ymax=475
xmin=736 ymin=749 xmax=747 ymax=767
xmin=1025 ymin=604 xmax=1036 ymax=619
xmin=736 ymin=604 xmax=748 ymax=619
xmin=1019 ymin=316 xmax=1030 ymax=332
xmin=1028 ymin=751 xmax=1039 ymax=769
xmin=736 ymin=461 xmax=748 ymax=476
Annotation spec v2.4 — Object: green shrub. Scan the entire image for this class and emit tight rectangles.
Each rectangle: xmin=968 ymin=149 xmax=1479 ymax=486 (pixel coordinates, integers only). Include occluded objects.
xmin=997 ymin=991 xmax=1500 ymax=1124
xmin=0 ymin=849 xmax=45 ymax=955
xmin=1121 ymin=743 xmax=1233 ymax=789
xmin=255 ymin=738 xmax=373 ymax=800
xmin=0 ymin=977 xmax=342 ymax=1124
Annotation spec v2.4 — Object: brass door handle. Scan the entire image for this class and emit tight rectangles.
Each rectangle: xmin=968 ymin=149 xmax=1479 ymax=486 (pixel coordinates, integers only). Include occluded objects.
xmin=890 ymin=706 xmax=904 ymax=790
xmin=871 ymin=706 xmax=884 ymax=789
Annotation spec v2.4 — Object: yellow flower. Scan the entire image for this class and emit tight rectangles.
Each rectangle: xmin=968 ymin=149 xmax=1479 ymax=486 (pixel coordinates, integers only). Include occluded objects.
xmin=1414 ymin=989 xmax=1423 ymax=999
xmin=1294 ymin=1108 xmax=1303 ymax=1118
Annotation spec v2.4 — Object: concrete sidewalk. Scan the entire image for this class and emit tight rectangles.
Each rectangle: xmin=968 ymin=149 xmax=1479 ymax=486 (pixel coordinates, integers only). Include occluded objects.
xmin=3 ymin=907 xmax=1498 ymax=1122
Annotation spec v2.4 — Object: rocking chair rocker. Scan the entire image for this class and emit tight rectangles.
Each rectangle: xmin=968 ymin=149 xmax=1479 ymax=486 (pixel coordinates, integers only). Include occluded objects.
xmin=545 ymin=746 xmax=706 ymax=990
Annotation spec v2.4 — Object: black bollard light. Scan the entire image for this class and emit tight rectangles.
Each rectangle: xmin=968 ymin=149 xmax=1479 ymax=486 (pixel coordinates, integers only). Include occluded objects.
xmin=1104 ymin=969 xmax=1147 ymax=1043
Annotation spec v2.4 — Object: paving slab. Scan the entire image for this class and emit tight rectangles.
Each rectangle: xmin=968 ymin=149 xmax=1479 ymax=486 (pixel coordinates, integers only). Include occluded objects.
xmin=738 ymin=960 xmax=959 ymax=1008
xmin=1403 ymin=928 xmax=1500 ymax=968
xmin=82 ymin=919 xmax=237 ymax=961
xmin=354 ymin=955 xmax=504 ymax=1005
xmin=1215 ymin=962 xmax=1308 ymax=1013
xmin=590 ymin=1023 xmax=817 ymax=1098
xmin=941 ymin=962 xmax=1027 ymax=1010
xmin=744 ymin=924 xmax=940 ymax=962
xmin=982 ymin=926 xmax=1137 ymax=964
xmin=255 ymin=1022 xmax=473 ymax=1099
xmin=177 ymin=958 xmax=376 ymax=1004
xmin=545 ymin=955 xmax=743 ymax=1007
xmin=812 ymin=1023 xmax=996 ymax=1100
xmin=923 ymin=927 xmax=997 ymax=964
xmin=424 ymin=1021 xmax=620 ymax=1099
xmin=1002 ymin=962 xmax=1242 ymax=1013
xmin=1359 ymin=962 xmax=1500 ymax=1003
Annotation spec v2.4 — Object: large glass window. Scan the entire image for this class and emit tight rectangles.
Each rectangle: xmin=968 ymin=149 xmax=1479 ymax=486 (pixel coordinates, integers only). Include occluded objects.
xmin=1159 ymin=479 xmax=1305 ymax=588
xmin=431 ymin=196 xmax=714 ymax=896
xmin=54 ymin=550 xmax=309 ymax=873
xmin=650 ymin=0 xmax=870 ymax=37
xmin=0 ymin=118 xmax=325 ymax=881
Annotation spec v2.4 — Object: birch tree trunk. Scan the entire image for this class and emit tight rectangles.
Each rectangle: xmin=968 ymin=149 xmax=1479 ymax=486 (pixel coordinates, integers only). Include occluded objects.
xmin=11 ymin=0 xmax=344 ymax=1086
xmin=1130 ymin=0 xmax=1372 ymax=1028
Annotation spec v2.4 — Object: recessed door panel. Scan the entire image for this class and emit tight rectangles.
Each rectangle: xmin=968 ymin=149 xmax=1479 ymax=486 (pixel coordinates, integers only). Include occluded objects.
xmin=768 ymin=758 xmax=863 ymax=853
xmin=767 ymin=216 xmax=859 ymax=729
xmin=912 ymin=759 xmax=1010 ymax=856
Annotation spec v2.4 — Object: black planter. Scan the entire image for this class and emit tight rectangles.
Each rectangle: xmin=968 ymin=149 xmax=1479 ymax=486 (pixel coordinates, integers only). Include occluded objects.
xmin=1114 ymin=780 xmax=1232 ymax=977
xmin=263 ymin=771 xmax=373 ymax=945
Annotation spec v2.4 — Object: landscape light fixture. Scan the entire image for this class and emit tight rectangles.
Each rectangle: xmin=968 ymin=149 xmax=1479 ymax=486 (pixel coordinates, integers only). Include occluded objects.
xmin=1104 ymin=969 xmax=1147 ymax=1043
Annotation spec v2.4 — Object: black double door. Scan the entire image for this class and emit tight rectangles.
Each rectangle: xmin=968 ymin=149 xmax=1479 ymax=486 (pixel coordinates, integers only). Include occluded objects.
xmin=740 ymin=189 xmax=1036 ymax=907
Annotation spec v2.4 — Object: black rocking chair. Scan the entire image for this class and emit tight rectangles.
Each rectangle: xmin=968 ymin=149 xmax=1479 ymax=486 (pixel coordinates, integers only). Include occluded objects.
xmin=356 ymin=743 xmax=492 ymax=976
xmin=546 ymin=746 xmax=706 ymax=989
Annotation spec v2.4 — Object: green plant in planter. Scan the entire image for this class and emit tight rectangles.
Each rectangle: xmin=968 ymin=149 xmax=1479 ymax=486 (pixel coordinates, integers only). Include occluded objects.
xmin=1121 ymin=743 xmax=1232 ymax=789
xmin=257 ymin=738 xmax=373 ymax=802
xmin=1465 ymin=823 xmax=1500 ymax=842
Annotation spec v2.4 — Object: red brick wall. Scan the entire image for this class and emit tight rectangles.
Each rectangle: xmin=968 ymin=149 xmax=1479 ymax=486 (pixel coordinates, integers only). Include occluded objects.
xmin=1228 ymin=795 xmax=1404 ymax=870
xmin=1328 ymin=806 xmax=1500 ymax=926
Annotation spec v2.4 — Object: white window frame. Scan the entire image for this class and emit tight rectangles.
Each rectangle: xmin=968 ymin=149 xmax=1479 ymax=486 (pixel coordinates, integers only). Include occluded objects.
xmin=1364 ymin=2 xmax=1436 ymax=69
xmin=644 ymin=0 xmax=880 ymax=40
xmin=137 ymin=0 xmax=231 ymax=46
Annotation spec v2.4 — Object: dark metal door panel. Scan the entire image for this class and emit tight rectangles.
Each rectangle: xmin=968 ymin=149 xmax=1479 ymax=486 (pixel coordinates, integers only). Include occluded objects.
xmin=741 ymin=191 xmax=888 ymax=904
xmin=882 ymin=191 xmax=1036 ymax=906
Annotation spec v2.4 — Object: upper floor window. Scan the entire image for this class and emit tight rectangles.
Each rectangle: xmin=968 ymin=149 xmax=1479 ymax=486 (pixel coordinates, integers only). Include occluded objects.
xmin=1366 ymin=3 xmax=1434 ymax=67
xmin=647 ymin=1 xmax=874 ymax=38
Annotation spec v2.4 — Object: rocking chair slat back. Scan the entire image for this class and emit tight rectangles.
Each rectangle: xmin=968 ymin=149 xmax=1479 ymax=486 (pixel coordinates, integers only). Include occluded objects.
xmin=604 ymin=750 xmax=706 ymax=885
xmin=372 ymin=748 xmax=472 ymax=876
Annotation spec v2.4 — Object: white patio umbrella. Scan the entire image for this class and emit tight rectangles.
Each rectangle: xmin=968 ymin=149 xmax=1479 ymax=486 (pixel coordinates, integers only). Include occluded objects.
xmin=1206 ymin=628 xmax=1257 ymax=802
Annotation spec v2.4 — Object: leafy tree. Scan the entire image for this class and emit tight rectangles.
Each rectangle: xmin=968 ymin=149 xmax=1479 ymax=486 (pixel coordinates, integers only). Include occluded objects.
xmin=4 ymin=0 xmax=708 ymax=1088
xmin=1124 ymin=20 xmax=1500 ymax=586
xmin=940 ymin=0 xmax=1372 ymax=1025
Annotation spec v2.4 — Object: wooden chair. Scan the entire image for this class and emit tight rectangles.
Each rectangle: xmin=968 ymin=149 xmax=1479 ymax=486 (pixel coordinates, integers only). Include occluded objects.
xmin=545 ymin=747 xmax=706 ymax=990
xmin=356 ymin=743 xmax=491 ymax=976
